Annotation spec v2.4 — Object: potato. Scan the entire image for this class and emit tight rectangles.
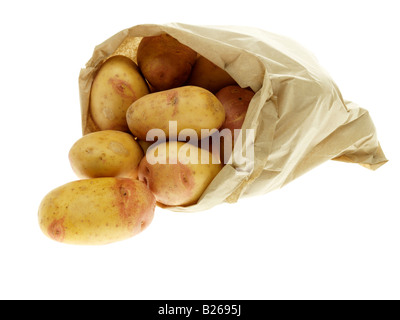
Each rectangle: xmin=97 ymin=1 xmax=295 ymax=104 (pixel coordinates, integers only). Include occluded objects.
xmin=126 ymin=86 xmax=225 ymax=141
xmin=38 ymin=178 xmax=156 ymax=245
xmin=137 ymin=140 xmax=154 ymax=155
xmin=90 ymin=55 xmax=149 ymax=132
xmin=137 ymin=34 xmax=197 ymax=91
xmin=187 ymin=55 xmax=237 ymax=93
xmin=199 ymin=131 xmax=231 ymax=166
xmin=138 ymin=141 xmax=223 ymax=207
xmin=69 ymin=130 xmax=144 ymax=179
xmin=215 ymin=85 xmax=255 ymax=134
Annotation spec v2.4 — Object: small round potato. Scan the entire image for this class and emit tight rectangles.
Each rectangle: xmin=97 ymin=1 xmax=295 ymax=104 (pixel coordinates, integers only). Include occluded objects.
xmin=90 ymin=55 xmax=149 ymax=132
xmin=137 ymin=34 xmax=197 ymax=91
xmin=138 ymin=141 xmax=223 ymax=207
xmin=69 ymin=130 xmax=144 ymax=179
xmin=38 ymin=178 xmax=156 ymax=245
xmin=215 ymin=85 xmax=255 ymax=134
xmin=214 ymin=86 xmax=255 ymax=164
xmin=187 ymin=55 xmax=237 ymax=93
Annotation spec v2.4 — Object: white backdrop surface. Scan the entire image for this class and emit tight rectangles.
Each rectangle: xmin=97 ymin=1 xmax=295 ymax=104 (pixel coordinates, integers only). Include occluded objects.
xmin=0 ymin=0 xmax=398 ymax=300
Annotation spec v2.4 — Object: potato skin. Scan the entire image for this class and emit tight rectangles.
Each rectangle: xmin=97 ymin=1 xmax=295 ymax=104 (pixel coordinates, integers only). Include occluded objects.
xmin=215 ymin=85 xmax=255 ymax=134
xmin=138 ymin=141 xmax=222 ymax=207
xmin=137 ymin=34 xmax=197 ymax=91
xmin=68 ymin=130 xmax=144 ymax=179
xmin=137 ymin=140 xmax=154 ymax=155
xmin=187 ymin=56 xmax=237 ymax=93
xmin=126 ymin=86 xmax=225 ymax=141
xmin=90 ymin=55 xmax=149 ymax=132
xmin=38 ymin=178 xmax=156 ymax=245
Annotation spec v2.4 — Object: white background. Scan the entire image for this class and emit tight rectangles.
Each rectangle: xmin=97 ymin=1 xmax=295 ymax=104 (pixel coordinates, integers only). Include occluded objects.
xmin=1 ymin=0 xmax=399 ymax=300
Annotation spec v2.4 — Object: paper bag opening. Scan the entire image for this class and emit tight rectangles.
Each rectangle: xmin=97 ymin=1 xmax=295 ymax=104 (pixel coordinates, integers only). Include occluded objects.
xmin=78 ymin=23 xmax=387 ymax=212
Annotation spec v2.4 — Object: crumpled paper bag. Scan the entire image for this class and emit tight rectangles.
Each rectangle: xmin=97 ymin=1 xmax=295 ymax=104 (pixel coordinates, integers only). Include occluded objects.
xmin=78 ymin=23 xmax=388 ymax=212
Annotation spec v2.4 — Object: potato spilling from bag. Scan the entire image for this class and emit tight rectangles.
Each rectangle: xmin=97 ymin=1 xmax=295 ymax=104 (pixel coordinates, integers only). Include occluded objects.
xmin=41 ymin=23 xmax=388 ymax=247
xmin=137 ymin=34 xmax=197 ymax=91
xmin=138 ymin=141 xmax=223 ymax=207
xmin=69 ymin=130 xmax=144 ymax=179
xmin=38 ymin=178 xmax=156 ymax=245
xmin=90 ymin=55 xmax=149 ymax=132
xmin=39 ymin=30 xmax=257 ymax=246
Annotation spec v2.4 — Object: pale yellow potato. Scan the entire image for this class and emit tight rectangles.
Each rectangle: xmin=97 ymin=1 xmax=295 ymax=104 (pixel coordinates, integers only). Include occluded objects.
xmin=68 ymin=130 xmax=144 ymax=179
xmin=38 ymin=178 xmax=156 ymax=245
xmin=138 ymin=141 xmax=223 ymax=207
xmin=90 ymin=55 xmax=149 ymax=132
xmin=126 ymin=86 xmax=225 ymax=141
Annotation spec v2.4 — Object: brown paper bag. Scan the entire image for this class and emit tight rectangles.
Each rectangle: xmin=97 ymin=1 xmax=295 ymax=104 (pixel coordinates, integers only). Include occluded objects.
xmin=78 ymin=23 xmax=388 ymax=212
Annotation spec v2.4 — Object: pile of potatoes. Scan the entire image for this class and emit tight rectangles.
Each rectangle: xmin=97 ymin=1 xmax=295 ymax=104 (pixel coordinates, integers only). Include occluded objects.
xmin=38 ymin=34 xmax=255 ymax=245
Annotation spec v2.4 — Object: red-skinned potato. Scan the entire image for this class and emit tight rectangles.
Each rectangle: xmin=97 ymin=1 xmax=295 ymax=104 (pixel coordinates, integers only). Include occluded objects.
xmin=214 ymin=85 xmax=255 ymax=164
xmin=187 ymin=55 xmax=237 ymax=93
xmin=137 ymin=34 xmax=197 ymax=91
xmin=215 ymin=85 xmax=255 ymax=134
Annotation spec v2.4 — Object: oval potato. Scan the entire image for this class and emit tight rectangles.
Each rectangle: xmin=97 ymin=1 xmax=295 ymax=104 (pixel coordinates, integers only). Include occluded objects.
xmin=90 ymin=55 xmax=149 ymax=132
xmin=216 ymin=85 xmax=255 ymax=134
xmin=138 ymin=141 xmax=223 ymax=207
xmin=126 ymin=86 xmax=225 ymax=141
xmin=214 ymin=85 xmax=255 ymax=164
xmin=187 ymin=55 xmax=237 ymax=93
xmin=38 ymin=178 xmax=156 ymax=245
xmin=69 ymin=130 xmax=144 ymax=179
xmin=137 ymin=34 xmax=197 ymax=91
